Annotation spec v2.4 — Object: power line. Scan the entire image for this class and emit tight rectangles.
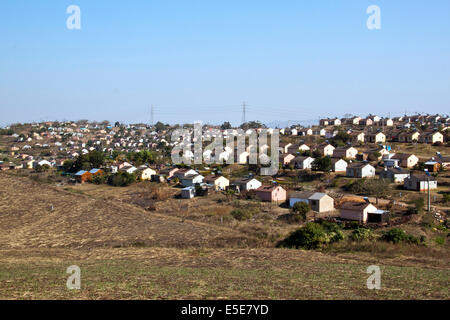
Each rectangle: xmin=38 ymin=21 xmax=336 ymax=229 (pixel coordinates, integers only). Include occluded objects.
xmin=150 ymin=104 xmax=154 ymax=126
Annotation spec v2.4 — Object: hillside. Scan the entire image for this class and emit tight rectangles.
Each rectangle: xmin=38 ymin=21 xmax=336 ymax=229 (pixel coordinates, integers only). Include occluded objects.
xmin=0 ymin=172 xmax=448 ymax=299
xmin=0 ymin=173 xmax=259 ymax=249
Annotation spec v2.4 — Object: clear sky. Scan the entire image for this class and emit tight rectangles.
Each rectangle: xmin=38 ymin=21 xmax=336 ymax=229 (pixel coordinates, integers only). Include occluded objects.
xmin=1 ymin=0 xmax=449 ymax=126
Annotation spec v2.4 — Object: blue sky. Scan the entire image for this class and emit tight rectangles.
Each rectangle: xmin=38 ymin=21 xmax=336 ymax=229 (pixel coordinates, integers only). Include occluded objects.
xmin=1 ymin=0 xmax=449 ymax=126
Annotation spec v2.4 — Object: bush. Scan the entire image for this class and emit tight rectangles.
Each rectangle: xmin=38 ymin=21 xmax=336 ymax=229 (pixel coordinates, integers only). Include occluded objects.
xmin=442 ymin=193 xmax=450 ymax=204
xmin=435 ymin=236 xmax=445 ymax=245
xmin=344 ymin=221 xmax=361 ymax=230
xmin=35 ymin=164 xmax=50 ymax=172
xmin=381 ymin=228 xmax=426 ymax=245
xmin=92 ymin=175 xmax=106 ymax=185
xmin=350 ymin=228 xmax=374 ymax=241
xmin=318 ymin=221 xmax=345 ymax=243
xmin=278 ymin=213 xmax=304 ymax=224
xmin=277 ymin=222 xmax=344 ymax=250
xmin=381 ymin=228 xmax=407 ymax=244
xmin=107 ymin=172 xmax=136 ymax=187
xmin=231 ymin=209 xmax=253 ymax=221
xmin=149 ymin=185 xmax=171 ymax=201
xmin=292 ymin=202 xmax=310 ymax=220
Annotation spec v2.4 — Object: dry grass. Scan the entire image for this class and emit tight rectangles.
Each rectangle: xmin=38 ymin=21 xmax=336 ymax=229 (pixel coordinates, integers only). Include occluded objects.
xmin=0 ymin=247 xmax=448 ymax=300
xmin=0 ymin=172 xmax=449 ymax=299
xmin=0 ymin=173 xmax=261 ymax=249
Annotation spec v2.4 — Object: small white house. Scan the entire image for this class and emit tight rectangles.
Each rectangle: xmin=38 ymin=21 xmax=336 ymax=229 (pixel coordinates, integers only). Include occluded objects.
xmin=292 ymin=156 xmax=315 ymax=170
xmin=174 ymin=169 xmax=198 ymax=179
xmin=340 ymin=202 xmax=379 ymax=224
xmin=181 ymin=186 xmax=195 ymax=199
xmin=380 ymin=167 xmax=410 ymax=183
xmin=140 ymin=167 xmax=157 ymax=180
xmin=232 ymin=177 xmax=262 ymax=192
xmin=120 ymin=165 xmax=138 ymax=174
xmin=404 ymin=174 xmax=437 ymax=191
xmin=346 ymin=163 xmax=376 ymax=178
xmin=181 ymin=174 xmax=204 ymax=187
xmin=332 ymin=158 xmax=348 ymax=173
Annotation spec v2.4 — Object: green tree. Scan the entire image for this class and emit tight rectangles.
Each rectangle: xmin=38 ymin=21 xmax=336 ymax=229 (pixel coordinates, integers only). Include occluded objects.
xmin=312 ymin=156 xmax=332 ymax=171
xmin=107 ymin=172 xmax=136 ymax=187
xmin=220 ymin=121 xmax=232 ymax=130
xmin=292 ymin=202 xmax=310 ymax=220
xmin=62 ymin=160 xmax=73 ymax=172
xmin=330 ymin=131 xmax=351 ymax=147
xmin=87 ymin=150 xmax=105 ymax=168
xmin=155 ymin=121 xmax=167 ymax=132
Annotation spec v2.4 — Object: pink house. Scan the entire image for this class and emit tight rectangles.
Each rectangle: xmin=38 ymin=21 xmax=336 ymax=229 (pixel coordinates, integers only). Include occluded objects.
xmin=280 ymin=154 xmax=295 ymax=166
xmin=159 ymin=167 xmax=179 ymax=178
xmin=255 ymin=185 xmax=287 ymax=203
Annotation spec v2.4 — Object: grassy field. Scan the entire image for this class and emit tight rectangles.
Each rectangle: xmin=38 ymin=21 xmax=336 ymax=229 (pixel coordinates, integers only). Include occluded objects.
xmin=0 ymin=172 xmax=448 ymax=299
xmin=0 ymin=248 xmax=448 ymax=300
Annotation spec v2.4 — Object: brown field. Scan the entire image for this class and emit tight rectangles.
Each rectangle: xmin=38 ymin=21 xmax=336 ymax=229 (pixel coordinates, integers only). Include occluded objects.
xmin=0 ymin=172 xmax=449 ymax=299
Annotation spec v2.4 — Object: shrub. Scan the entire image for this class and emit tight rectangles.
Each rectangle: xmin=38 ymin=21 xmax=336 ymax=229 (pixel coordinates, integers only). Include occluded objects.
xmin=292 ymin=202 xmax=310 ymax=220
xmin=350 ymin=228 xmax=374 ymax=241
xmin=435 ymin=236 xmax=445 ymax=245
xmin=442 ymin=193 xmax=450 ymax=204
xmin=231 ymin=209 xmax=252 ymax=221
xmin=318 ymin=221 xmax=345 ymax=243
xmin=277 ymin=222 xmax=344 ymax=250
xmin=381 ymin=228 xmax=426 ymax=245
xmin=92 ymin=175 xmax=106 ymax=185
xmin=344 ymin=221 xmax=361 ymax=230
xmin=107 ymin=172 xmax=136 ymax=187
xmin=278 ymin=213 xmax=304 ymax=224
xmin=35 ymin=164 xmax=50 ymax=172
xmin=381 ymin=228 xmax=407 ymax=244
xmin=149 ymin=185 xmax=171 ymax=201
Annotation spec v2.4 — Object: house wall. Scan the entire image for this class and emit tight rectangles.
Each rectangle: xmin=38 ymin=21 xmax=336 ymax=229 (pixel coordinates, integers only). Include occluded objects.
xmin=272 ymin=187 xmax=287 ymax=202
xmin=361 ymin=166 xmax=376 ymax=178
xmin=402 ymin=155 xmax=418 ymax=168
xmin=346 ymin=148 xmax=358 ymax=159
xmin=215 ymin=177 xmax=229 ymax=190
xmin=323 ymin=145 xmax=335 ymax=156
xmin=255 ymin=191 xmax=273 ymax=202
xmin=340 ymin=209 xmax=365 ymax=223
xmin=181 ymin=188 xmax=194 ymax=199
xmin=316 ymin=196 xmax=334 ymax=212
xmin=333 ymin=161 xmax=347 ymax=172
xmin=141 ymin=169 xmax=156 ymax=180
